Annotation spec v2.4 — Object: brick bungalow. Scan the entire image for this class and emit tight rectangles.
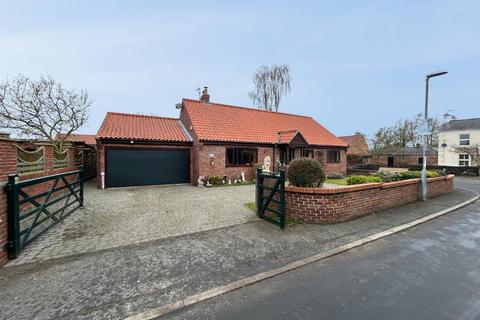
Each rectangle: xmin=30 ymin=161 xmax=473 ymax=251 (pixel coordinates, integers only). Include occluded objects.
xmin=96 ymin=89 xmax=348 ymax=188
xmin=369 ymin=146 xmax=438 ymax=168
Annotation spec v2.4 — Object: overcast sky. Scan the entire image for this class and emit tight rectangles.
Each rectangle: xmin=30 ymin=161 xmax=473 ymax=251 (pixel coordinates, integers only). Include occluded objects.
xmin=1 ymin=0 xmax=479 ymax=139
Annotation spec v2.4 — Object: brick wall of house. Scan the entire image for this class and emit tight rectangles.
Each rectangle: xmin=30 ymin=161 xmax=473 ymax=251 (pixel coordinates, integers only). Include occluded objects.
xmin=372 ymin=155 xmax=437 ymax=168
xmin=285 ymin=175 xmax=454 ymax=224
xmin=314 ymin=148 xmax=347 ymax=174
xmin=197 ymin=144 xmax=274 ymax=182
xmin=96 ymin=141 xmax=193 ymax=188
xmin=179 ymin=108 xmax=201 ymax=184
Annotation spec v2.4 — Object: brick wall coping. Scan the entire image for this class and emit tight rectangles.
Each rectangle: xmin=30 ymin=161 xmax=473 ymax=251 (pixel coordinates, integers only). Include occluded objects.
xmin=285 ymin=174 xmax=454 ymax=195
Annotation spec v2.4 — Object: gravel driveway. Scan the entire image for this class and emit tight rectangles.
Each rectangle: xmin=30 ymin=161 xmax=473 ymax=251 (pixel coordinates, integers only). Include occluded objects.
xmin=6 ymin=181 xmax=257 ymax=266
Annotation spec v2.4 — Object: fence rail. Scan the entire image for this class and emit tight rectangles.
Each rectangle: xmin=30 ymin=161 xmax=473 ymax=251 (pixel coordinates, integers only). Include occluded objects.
xmin=4 ymin=168 xmax=84 ymax=259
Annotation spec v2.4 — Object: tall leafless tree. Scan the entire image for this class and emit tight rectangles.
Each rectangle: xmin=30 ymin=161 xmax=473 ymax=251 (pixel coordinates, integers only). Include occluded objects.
xmin=369 ymin=112 xmax=455 ymax=153
xmin=0 ymin=74 xmax=91 ymax=151
xmin=249 ymin=64 xmax=291 ymax=112
xmin=454 ymin=144 xmax=480 ymax=167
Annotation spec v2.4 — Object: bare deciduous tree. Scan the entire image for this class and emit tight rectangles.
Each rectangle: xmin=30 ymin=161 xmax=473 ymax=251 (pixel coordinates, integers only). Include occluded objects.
xmin=369 ymin=112 xmax=454 ymax=154
xmin=0 ymin=74 xmax=91 ymax=151
xmin=249 ymin=64 xmax=291 ymax=112
xmin=454 ymin=144 xmax=480 ymax=167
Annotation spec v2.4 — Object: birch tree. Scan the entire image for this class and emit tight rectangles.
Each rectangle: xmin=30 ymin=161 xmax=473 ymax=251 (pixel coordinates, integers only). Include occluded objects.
xmin=249 ymin=64 xmax=291 ymax=112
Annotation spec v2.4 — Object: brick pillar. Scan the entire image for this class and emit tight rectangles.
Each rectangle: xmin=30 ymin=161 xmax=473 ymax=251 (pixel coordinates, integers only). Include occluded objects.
xmin=44 ymin=144 xmax=54 ymax=175
xmin=96 ymin=143 xmax=104 ymax=189
xmin=0 ymin=134 xmax=17 ymax=265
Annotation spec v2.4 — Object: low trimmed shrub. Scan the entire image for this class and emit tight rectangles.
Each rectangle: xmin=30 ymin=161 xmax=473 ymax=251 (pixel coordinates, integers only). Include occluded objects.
xmin=397 ymin=170 xmax=439 ymax=180
xmin=427 ymin=170 xmax=440 ymax=178
xmin=287 ymin=159 xmax=326 ymax=187
xmin=397 ymin=171 xmax=421 ymax=180
xmin=430 ymin=169 xmax=446 ymax=176
xmin=346 ymin=175 xmax=382 ymax=185
xmin=327 ymin=172 xmax=345 ymax=179
xmin=375 ymin=170 xmax=400 ymax=182
xmin=348 ymin=170 xmax=441 ymax=185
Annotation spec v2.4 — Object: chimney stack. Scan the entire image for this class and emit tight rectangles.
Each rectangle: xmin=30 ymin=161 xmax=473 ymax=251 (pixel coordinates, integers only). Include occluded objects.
xmin=200 ymin=87 xmax=210 ymax=103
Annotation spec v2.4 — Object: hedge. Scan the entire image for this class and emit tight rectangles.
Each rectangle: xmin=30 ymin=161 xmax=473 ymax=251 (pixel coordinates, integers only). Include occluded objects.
xmin=408 ymin=165 xmax=479 ymax=176
xmin=350 ymin=163 xmax=380 ymax=171
xmin=347 ymin=170 xmax=440 ymax=185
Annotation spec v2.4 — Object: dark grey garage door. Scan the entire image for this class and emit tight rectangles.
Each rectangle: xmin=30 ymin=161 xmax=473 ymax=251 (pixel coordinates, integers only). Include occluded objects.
xmin=106 ymin=149 xmax=190 ymax=187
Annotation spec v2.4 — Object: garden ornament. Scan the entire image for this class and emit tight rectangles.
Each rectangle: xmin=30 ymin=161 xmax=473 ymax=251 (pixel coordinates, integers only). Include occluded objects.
xmin=262 ymin=156 xmax=271 ymax=172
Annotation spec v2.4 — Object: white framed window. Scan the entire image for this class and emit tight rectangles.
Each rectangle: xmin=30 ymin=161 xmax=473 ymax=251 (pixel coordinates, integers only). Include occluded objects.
xmin=459 ymin=133 xmax=470 ymax=146
xmin=459 ymin=154 xmax=470 ymax=166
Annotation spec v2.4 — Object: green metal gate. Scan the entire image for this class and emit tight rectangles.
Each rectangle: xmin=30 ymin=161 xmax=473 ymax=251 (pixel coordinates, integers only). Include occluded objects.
xmin=4 ymin=168 xmax=84 ymax=258
xmin=256 ymin=168 xmax=286 ymax=229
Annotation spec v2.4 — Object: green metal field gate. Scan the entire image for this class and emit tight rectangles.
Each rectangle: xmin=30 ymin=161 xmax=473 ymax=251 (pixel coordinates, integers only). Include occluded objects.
xmin=4 ymin=168 xmax=84 ymax=258
xmin=256 ymin=168 xmax=286 ymax=229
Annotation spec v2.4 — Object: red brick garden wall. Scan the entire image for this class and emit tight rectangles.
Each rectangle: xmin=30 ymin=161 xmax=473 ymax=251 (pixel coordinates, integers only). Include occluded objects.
xmin=0 ymin=138 xmax=16 ymax=265
xmin=285 ymin=175 xmax=454 ymax=224
xmin=0 ymin=136 xmax=91 ymax=266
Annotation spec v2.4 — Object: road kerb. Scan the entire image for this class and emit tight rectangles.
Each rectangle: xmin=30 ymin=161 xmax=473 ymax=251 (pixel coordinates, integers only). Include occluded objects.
xmin=125 ymin=191 xmax=479 ymax=320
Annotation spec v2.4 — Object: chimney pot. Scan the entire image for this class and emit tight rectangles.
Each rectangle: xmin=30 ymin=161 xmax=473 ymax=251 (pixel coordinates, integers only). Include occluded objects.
xmin=200 ymin=86 xmax=210 ymax=103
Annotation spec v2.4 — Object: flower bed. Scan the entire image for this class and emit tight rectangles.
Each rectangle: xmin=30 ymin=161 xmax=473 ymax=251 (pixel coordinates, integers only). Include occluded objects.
xmin=285 ymin=175 xmax=454 ymax=224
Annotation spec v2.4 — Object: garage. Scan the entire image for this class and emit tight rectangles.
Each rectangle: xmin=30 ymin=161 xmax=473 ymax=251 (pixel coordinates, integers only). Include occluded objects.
xmin=106 ymin=149 xmax=190 ymax=187
xmin=96 ymin=112 xmax=193 ymax=189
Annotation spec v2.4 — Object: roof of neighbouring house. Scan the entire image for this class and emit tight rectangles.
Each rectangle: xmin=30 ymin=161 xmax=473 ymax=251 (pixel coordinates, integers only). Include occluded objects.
xmin=381 ymin=146 xmax=437 ymax=156
xmin=96 ymin=112 xmax=192 ymax=142
xmin=339 ymin=134 xmax=361 ymax=145
xmin=182 ymin=99 xmax=348 ymax=147
xmin=440 ymin=118 xmax=480 ymax=131
xmin=58 ymin=133 xmax=97 ymax=146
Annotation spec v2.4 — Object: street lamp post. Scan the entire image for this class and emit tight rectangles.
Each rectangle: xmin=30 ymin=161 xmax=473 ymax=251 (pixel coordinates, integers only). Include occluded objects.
xmin=421 ymin=71 xmax=448 ymax=201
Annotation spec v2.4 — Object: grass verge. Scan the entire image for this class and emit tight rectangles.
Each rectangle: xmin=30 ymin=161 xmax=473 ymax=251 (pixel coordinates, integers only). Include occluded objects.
xmin=325 ymin=178 xmax=348 ymax=186
xmin=244 ymin=202 xmax=303 ymax=227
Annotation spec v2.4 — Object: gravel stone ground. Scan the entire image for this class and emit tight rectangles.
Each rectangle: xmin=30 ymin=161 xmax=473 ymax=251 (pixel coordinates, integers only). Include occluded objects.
xmin=6 ymin=181 xmax=257 ymax=266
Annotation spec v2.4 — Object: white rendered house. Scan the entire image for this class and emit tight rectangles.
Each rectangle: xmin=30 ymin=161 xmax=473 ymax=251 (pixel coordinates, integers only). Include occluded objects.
xmin=438 ymin=118 xmax=480 ymax=167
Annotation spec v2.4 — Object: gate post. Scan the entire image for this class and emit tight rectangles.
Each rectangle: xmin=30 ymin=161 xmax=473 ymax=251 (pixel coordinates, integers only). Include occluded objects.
xmin=279 ymin=169 xmax=286 ymax=229
xmin=79 ymin=166 xmax=84 ymax=208
xmin=256 ymin=168 xmax=263 ymax=218
xmin=5 ymin=174 xmax=20 ymax=259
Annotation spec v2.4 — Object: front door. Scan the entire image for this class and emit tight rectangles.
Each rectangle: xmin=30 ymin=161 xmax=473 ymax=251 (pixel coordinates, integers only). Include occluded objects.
xmin=387 ymin=156 xmax=395 ymax=167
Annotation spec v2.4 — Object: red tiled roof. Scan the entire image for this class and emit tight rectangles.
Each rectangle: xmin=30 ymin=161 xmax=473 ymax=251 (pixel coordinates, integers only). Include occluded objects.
xmin=96 ymin=112 xmax=191 ymax=142
xmin=58 ymin=133 xmax=97 ymax=146
xmin=278 ymin=130 xmax=300 ymax=144
xmin=183 ymin=99 xmax=348 ymax=147
xmin=339 ymin=135 xmax=357 ymax=145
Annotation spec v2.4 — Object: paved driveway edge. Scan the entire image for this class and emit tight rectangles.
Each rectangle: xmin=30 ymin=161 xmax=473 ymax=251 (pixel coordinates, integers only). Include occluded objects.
xmin=126 ymin=189 xmax=480 ymax=320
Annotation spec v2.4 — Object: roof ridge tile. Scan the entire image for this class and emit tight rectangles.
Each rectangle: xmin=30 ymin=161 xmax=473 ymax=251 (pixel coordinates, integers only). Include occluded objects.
xmin=182 ymin=98 xmax=313 ymax=119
